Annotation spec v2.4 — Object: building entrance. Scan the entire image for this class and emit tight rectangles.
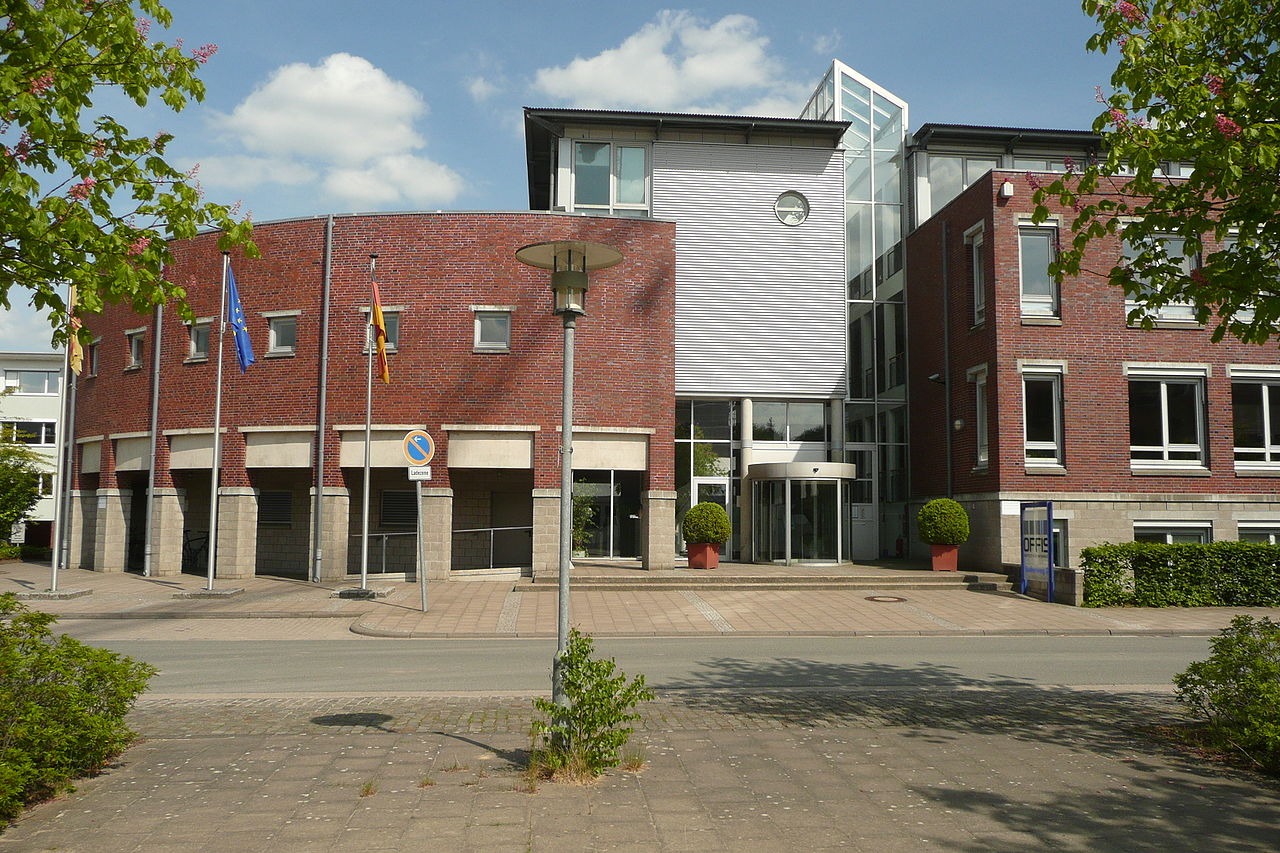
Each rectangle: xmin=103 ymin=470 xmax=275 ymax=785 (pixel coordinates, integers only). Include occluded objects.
xmin=748 ymin=462 xmax=858 ymax=565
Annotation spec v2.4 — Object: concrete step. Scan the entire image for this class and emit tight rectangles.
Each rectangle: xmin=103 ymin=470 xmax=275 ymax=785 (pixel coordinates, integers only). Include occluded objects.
xmin=521 ymin=572 xmax=1014 ymax=593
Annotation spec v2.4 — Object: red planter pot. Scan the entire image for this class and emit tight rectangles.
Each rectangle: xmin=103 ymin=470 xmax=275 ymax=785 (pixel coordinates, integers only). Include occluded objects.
xmin=687 ymin=542 xmax=721 ymax=570
xmin=930 ymin=543 xmax=959 ymax=572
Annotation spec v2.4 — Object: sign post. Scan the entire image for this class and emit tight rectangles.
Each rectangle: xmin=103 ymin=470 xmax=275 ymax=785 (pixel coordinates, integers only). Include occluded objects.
xmin=403 ymin=429 xmax=435 ymax=612
xmin=1019 ymin=501 xmax=1055 ymax=603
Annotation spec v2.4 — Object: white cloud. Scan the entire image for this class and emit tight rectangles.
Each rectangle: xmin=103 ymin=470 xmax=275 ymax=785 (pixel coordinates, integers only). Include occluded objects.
xmin=532 ymin=11 xmax=800 ymax=115
xmin=811 ymin=32 xmax=841 ymax=56
xmin=0 ymin=302 xmax=57 ymax=353
xmin=467 ymin=76 xmax=499 ymax=102
xmin=206 ymin=53 xmax=464 ymax=208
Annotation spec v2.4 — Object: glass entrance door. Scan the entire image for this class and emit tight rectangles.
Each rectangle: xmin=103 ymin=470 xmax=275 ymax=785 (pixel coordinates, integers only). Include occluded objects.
xmin=752 ymin=477 xmax=853 ymax=565
xmin=691 ymin=476 xmax=733 ymax=559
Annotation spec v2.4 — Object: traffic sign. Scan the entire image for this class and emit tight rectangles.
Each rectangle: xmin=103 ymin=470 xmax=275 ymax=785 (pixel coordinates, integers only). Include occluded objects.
xmin=403 ymin=429 xmax=435 ymax=466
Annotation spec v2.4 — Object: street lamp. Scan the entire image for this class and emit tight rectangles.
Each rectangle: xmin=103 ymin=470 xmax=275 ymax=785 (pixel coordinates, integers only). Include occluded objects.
xmin=515 ymin=239 xmax=623 ymax=708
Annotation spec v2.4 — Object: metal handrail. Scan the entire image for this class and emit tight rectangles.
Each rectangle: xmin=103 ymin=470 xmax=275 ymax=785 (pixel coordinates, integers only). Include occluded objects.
xmin=451 ymin=525 xmax=533 ymax=570
xmin=348 ymin=531 xmax=417 ymax=575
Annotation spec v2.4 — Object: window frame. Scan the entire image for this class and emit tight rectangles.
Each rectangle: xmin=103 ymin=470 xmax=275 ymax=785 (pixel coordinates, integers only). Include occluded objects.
xmin=187 ymin=319 xmax=212 ymax=361
xmin=2 ymin=420 xmax=56 ymax=446
xmin=471 ymin=306 xmax=513 ymax=353
xmin=750 ymin=400 xmax=830 ymax=444
xmin=3 ymin=369 xmax=60 ymax=395
xmin=570 ymin=140 xmax=650 ymax=215
xmin=262 ymin=310 xmax=299 ymax=356
xmin=1122 ymin=233 xmax=1200 ymax=323
xmin=359 ymin=306 xmax=401 ymax=353
xmin=965 ymin=223 xmax=986 ymax=326
xmin=124 ymin=327 xmax=145 ymax=370
xmin=1237 ymin=523 xmax=1280 ymax=544
xmin=1125 ymin=363 xmax=1209 ymax=471
xmin=1020 ymin=361 xmax=1065 ymax=468
xmin=1018 ymin=222 xmax=1060 ymax=318
xmin=1228 ymin=365 xmax=1280 ymax=470
xmin=967 ymin=364 xmax=989 ymax=469
xmin=1133 ymin=521 xmax=1212 ymax=544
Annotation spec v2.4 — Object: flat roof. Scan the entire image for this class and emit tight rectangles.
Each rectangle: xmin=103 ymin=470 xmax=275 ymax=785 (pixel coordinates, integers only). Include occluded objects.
xmin=524 ymin=107 xmax=850 ymax=210
xmin=911 ymin=122 xmax=1101 ymax=150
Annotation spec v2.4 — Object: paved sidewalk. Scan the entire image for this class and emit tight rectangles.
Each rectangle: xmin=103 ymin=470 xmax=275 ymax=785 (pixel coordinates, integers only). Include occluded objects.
xmin=2 ymin=688 xmax=1278 ymax=852
xmin=2 ymin=561 xmax=1276 ymax=639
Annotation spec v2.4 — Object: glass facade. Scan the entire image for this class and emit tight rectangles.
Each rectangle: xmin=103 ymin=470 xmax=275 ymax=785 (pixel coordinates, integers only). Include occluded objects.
xmin=804 ymin=61 xmax=909 ymax=557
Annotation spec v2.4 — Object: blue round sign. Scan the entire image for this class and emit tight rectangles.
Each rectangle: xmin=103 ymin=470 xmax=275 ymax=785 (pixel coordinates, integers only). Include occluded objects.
xmin=403 ymin=430 xmax=435 ymax=466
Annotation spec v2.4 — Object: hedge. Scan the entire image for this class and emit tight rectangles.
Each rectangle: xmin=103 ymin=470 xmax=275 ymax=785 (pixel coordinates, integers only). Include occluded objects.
xmin=1 ymin=594 xmax=156 ymax=822
xmin=1080 ymin=541 xmax=1280 ymax=607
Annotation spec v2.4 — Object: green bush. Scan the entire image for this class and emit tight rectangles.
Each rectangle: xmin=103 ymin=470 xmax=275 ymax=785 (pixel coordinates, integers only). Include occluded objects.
xmin=681 ymin=502 xmax=731 ymax=545
xmin=18 ymin=545 xmax=52 ymax=561
xmin=531 ymin=628 xmax=654 ymax=779
xmin=0 ymin=594 xmax=156 ymax=822
xmin=0 ymin=542 xmax=19 ymax=560
xmin=1174 ymin=615 xmax=1280 ymax=773
xmin=916 ymin=498 xmax=969 ymax=545
xmin=1081 ymin=542 xmax=1280 ymax=607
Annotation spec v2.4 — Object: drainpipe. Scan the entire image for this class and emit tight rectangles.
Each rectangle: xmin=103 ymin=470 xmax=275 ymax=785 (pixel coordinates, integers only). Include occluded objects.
xmin=142 ymin=303 xmax=163 ymax=577
xmin=941 ymin=223 xmax=953 ymax=499
xmin=311 ymin=215 xmax=334 ymax=583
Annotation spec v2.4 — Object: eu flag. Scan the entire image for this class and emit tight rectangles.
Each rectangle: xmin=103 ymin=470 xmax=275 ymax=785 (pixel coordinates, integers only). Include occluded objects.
xmin=226 ymin=264 xmax=255 ymax=373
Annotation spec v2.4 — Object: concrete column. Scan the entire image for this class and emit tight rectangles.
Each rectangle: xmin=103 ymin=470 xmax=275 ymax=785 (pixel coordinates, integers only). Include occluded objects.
xmin=419 ymin=487 xmax=453 ymax=581
xmin=92 ymin=488 xmax=130 ymax=573
xmin=68 ymin=490 xmax=96 ymax=570
xmin=215 ymin=487 xmax=257 ymax=580
xmin=531 ymin=488 xmax=560 ymax=581
xmin=641 ymin=490 xmax=677 ymax=571
xmin=148 ymin=488 xmax=185 ymax=577
xmin=310 ymin=486 xmax=349 ymax=582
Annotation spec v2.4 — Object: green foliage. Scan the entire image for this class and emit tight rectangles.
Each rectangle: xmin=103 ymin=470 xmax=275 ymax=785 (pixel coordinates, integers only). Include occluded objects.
xmin=0 ymin=408 xmax=46 ymax=540
xmin=570 ymin=480 xmax=597 ymax=551
xmin=0 ymin=543 xmax=20 ymax=560
xmin=1174 ymin=615 xmax=1280 ymax=773
xmin=916 ymin=498 xmax=970 ymax=545
xmin=680 ymin=501 xmax=731 ymax=545
xmin=531 ymin=628 xmax=654 ymax=779
xmin=0 ymin=593 xmax=156 ymax=822
xmin=1032 ymin=1 xmax=1280 ymax=344
xmin=1080 ymin=541 xmax=1280 ymax=607
xmin=0 ymin=0 xmax=256 ymax=343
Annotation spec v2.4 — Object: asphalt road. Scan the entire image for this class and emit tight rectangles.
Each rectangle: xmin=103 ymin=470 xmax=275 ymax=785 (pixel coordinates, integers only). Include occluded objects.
xmin=78 ymin=635 xmax=1214 ymax=695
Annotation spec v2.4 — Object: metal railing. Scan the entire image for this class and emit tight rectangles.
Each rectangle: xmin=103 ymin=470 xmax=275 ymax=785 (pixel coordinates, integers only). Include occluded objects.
xmin=451 ymin=525 xmax=533 ymax=571
xmin=348 ymin=531 xmax=417 ymax=575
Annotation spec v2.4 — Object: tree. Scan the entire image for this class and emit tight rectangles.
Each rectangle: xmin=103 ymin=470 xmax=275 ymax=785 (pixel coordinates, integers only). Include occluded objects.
xmin=0 ymin=0 xmax=255 ymax=344
xmin=1033 ymin=1 xmax=1280 ymax=343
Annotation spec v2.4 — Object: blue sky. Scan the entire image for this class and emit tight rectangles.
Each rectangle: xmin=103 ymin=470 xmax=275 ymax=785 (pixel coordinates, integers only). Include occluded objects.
xmin=4 ymin=0 xmax=1112 ymax=350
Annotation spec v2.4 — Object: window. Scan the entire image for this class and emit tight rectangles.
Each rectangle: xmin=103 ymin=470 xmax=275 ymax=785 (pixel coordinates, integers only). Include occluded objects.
xmin=1133 ymin=522 xmax=1211 ymax=544
xmin=380 ymin=491 xmax=417 ymax=527
xmin=1019 ymin=225 xmax=1059 ymax=317
xmin=2 ymin=421 xmax=56 ymax=445
xmin=968 ymin=365 xmax=989 ymax=468
xmin=1230 ymin=367 xmax=1280 ymax=468
xmin=1052 ymin=519 xmax=1069 ymax=569
xmin=751 ymin=401 xmax=829 ymax=443
xmin=1021 ymin=363 xmax=1064 ymax=466
xmin=125 ymin=329 xmax=144 ymax=369
xmin=86 ymin=340 xmax=99 ymax=376
xmin=4 ymin=370 xmax=59 ymax=395
xmin=928 ymin=154 xmax=1000 ymax=212
xmin=965 ymin=225 xmax=985 ymax=325
xmin=1238 ymin=524 xmax=1280 ymax=544
xmin=1126 ymin=366 xmax=1207 ymax=468
xmin=572 ymin=141 xmax=648 ymax=215
xmin=258 ymin=491 xmax=293 ymax=526
xmin=360 ymin=308 xmax=400 ymax=352
xmin=1122 ymin=235 xmax=1198 ymax=322
xmin=36 ymin=472 xmax=53 ymax=497
xmin=188 ymin=321 xmax=211 ymax=360
xmin=472 ymin=308 xmax=511 ymax=353
xmin=264 ymin=313 xmax=298 ymax=355
xmin=1012 ymin=157 xmax=1069 ymax=173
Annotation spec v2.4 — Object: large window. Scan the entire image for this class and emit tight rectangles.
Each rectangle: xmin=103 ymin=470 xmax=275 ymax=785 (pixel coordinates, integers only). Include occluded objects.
xmin=966 ymin=225 xmax=985 ymax=325
xmin=1019 ymin=225 xmax=1059 ymax=317
xmin=1134 ymin=522 xmax=1211 ymax=544
xmin=572 ymin=141 xmax=648 ymax=215
xmin=1022 ymin=364 xmax=1064 ymax=466
xmin=1127 ymin=367 xmax=1206 ymax=468
xmin=5 ymin=370 xmax=59 ymax=395
xmin=752 ymin=401 xmax=829 ymax=443
xmin=968 ymin=365 xmax=989 ymax=468
xmin=2 ymin=421 xmax=56 ymax=445
xmin=928 ymin=154 xmax=1000 ymax=213
xmin=1123 ymin=235 xmax=1198 ymax=322
xmin=1232 ymin=380 xmax=1280 ymax=467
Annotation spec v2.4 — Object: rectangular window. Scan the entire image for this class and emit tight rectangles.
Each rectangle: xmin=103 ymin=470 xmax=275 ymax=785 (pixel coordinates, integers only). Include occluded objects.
xmin=572 ymin=141 xmax=648 ymax=214
xmin=473 ymin=309 xmax=511 ymax=352
xmin=1238 ymin=524 xmax=1280 ymax=544
xmin=1232 ymin=381 xmax=1280 ymax=466
xmin=5 ymin=370 xmax=60 ymax=395
xmin=966 ymin=227 xmax=985 ymax=325
xmin=1019 ymin=225 xmax=1059 ymax=317
xmin=1127 ymin=370 xmax=1206 ymax=467
xmin=189 ymin=322 xmax=211 ymax=360
xmin=267 ymin=315 xmax=297 ymax=355
xmin=968 ymin=365 xmax=989 ymax=468
xmin=928 ymin=154 xmax=1000 ymax=214
xmin=37 ymin=472 xmax=54 ymax=497
xmin=86 ymin=341 xmax=99 ymax=376
xmin=1052 ymin=519 xmax=1069 ymax=569
xmin=751 ymin=401 xmax=829 ymax=443
xmin=1022 ymin=369 xmax=1064 ymax=466
xmin=361 ymin=308 xmax=400 ymax=352
xmin=258 ymin=491 xmax=293 ymax=526
xmin=2 ymin=421 xmax=56 ymax=445
xmin=1013 ymin=157 xmax=1069 ymax=173
xmin=1133 ymin=522 xmax=1211 ymax=544
xmin=1123 ymin=235 xmax=1198 ymax=322
xmin=125 ymin=330 xmax=144 ymax=369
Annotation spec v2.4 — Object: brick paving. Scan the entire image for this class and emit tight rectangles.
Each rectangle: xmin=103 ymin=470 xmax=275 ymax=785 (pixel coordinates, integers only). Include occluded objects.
xmin=2 ymin=689 xmax=1278 ymax=852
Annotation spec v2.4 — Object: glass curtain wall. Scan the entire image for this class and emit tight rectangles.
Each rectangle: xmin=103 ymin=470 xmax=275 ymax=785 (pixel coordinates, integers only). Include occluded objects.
xmin=803 ymin=61 xmax=909 ymax=558
xmin=674 ymin=400 xmax=739 ymax=556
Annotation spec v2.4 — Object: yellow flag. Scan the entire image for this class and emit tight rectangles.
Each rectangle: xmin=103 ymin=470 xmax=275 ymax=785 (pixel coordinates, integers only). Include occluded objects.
xmin=371 ymin=282 xmax=390 ymax=384
xmin=68 ymin=286 xmax=83 ymax=375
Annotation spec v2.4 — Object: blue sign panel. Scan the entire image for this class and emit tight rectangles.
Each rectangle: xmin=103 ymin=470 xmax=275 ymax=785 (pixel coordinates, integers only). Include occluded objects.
xmin=403 ymin=430 xmax=435 ymax=466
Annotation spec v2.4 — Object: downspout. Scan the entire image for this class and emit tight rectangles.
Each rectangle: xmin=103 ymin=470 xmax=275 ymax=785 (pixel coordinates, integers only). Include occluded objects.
xmin=941 ymin=223 xmax=953 ymax=499
xmin=142 ymin=303 xmax=163 ymax=577
xmin=311 ymin=214 xmax=334 ymax=582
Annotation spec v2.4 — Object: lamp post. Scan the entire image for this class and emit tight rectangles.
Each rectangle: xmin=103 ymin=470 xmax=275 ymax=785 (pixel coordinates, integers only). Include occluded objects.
xmin=515 ymin=239 xmax=623 ymax=708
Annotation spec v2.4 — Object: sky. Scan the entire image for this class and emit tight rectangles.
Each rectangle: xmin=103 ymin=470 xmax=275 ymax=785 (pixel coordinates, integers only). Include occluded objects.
xmin=3 ymin=0 xmax=1114 ymax=352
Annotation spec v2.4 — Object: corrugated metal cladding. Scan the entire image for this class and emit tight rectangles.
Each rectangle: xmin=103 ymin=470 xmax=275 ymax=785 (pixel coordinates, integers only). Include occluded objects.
xmin=652 ymin=142 xmax=847 ymax=399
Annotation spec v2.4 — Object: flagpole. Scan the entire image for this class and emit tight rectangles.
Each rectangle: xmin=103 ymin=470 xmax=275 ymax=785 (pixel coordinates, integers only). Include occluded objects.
xmin=50 ymin=283 xmax=74 ymax=592
xmin=58 ymin=368 xmax=77 ymax=585
xmin=207 ymin=252 xmax=229 ymax=591
xmin=360 ymin=255 xmax=377 ymax=591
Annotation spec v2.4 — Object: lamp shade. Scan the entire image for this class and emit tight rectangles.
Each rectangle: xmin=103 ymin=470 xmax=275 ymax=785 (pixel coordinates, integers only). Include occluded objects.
xmin=515 ymin=240 xmax=624 ymax=316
